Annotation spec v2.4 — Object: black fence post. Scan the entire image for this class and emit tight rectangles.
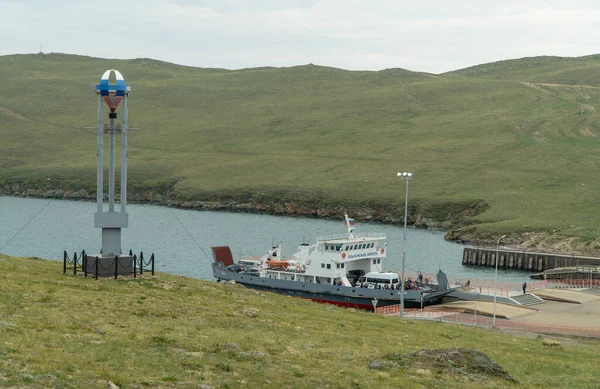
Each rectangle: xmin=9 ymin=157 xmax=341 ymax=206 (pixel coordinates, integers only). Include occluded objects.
xmin=84 ymin=253 xmax=88 ymax=278
xmin=133 ymin=254 xmax=137 ymax=278
xmin=151 ymin=253 xmax=155 ymax=276
xmin=95 ymin=256 xmax=99 ymax=280
xmin=73 ymin=252 xmax=77 ymax=276
xmin=63 ymin=251 xmax=67 ymax=274
xmin=114 ymin=256 xmax=119 ymax=279
xmin=129 ymin=249 xmax=132 ymax=256
xmin=140 ymin=252 xmax=144 ymax=275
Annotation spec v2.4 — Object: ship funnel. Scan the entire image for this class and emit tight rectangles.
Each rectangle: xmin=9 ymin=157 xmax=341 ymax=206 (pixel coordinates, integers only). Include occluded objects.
xmin=300 ymin=244 xmax=310 ymax=262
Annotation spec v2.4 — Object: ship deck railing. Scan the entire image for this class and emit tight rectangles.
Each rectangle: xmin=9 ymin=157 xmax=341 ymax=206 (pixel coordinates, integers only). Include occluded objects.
xmin=264 ymin=268 xmax=306 ymax=273
xmin=317 ymin=232 xmax=386 ymax=242
xmin=575 ymin=266 xmax=600 ymax=273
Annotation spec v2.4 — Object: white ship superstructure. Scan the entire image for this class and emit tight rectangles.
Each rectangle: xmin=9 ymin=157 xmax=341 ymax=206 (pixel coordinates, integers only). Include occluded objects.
xmin=259 ymin=214 xmax=387 ymax=286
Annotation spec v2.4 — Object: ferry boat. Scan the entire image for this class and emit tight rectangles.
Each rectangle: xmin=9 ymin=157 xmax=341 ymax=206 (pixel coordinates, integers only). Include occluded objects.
xmin=211 ymin=214 xmax=454 ymax=310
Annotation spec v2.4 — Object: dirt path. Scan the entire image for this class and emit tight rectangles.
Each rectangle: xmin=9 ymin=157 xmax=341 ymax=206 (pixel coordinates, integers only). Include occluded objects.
xmin=0 ymin=105 xmax=97 ymax=139
xmin=522 ymin=81 xmax=600 ymax=90
xmin=0 ymin=105 xmax=31 ymax=121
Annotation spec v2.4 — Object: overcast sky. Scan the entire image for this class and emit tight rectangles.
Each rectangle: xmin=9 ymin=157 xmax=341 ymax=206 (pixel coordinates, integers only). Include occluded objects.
xmin=1 ymin=0 xmax=599 ymax=73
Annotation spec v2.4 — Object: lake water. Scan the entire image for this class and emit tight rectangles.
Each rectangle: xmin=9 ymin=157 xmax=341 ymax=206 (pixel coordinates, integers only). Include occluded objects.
xmin=0 ymin=196 xmax=529 ymax=283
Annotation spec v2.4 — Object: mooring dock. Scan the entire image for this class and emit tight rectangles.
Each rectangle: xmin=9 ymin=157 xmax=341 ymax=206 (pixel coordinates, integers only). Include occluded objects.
xmin=462 ymin=247 xmax=600 ymax=272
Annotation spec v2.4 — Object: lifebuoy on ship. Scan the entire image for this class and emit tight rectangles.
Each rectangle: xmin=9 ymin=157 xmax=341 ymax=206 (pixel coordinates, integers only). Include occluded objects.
xmin=380 ymin=248 xmax=385 ymax=254
xmin=296 ymin=265 xmax=301 ymax=272
xmin=341 ymin=252 xmax=346 ymax=259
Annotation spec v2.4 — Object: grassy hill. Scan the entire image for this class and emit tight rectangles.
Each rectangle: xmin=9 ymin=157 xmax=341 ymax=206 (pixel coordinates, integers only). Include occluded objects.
xmin=2 ymin=53 xmax=600 ymax=250
xmin=1 ymin=254 xmax=599 ymax=388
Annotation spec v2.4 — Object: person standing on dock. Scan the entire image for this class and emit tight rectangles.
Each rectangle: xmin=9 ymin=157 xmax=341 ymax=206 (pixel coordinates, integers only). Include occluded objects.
xmin=522 ymin=281 xmax=527 ymax=295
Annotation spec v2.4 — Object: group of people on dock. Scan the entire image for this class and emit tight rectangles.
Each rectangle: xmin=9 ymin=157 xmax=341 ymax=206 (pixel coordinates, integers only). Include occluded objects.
xmin=357 ymin=282 xmax=399 ymax=289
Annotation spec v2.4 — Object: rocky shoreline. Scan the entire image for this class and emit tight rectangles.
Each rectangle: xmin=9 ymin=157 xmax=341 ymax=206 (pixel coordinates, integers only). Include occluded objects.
xmin=0 ymin=183 xmax=476 ymax=229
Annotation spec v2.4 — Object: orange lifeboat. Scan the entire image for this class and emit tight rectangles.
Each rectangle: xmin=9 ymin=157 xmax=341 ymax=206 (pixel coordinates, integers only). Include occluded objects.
xmin=266 ymin=259 xmax=291 ymax=269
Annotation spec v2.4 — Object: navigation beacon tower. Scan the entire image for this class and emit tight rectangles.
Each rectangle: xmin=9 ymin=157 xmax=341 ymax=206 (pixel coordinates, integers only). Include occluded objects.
xmin=94 ymin=69 xmax=130 ymax=258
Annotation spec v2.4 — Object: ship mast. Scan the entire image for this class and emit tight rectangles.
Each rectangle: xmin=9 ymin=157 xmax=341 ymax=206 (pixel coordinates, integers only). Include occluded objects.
xmin=344 ymin=213 xmax=355 ymax=240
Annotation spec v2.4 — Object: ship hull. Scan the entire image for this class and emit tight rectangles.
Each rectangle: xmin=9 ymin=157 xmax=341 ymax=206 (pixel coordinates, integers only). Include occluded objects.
xmin=213 ymin=262 xmax=448 ymax=310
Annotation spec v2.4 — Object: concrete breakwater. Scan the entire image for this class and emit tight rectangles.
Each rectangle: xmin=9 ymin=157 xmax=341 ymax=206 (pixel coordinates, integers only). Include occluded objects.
xmin=462 ymin=247 xmax=600 ymax=272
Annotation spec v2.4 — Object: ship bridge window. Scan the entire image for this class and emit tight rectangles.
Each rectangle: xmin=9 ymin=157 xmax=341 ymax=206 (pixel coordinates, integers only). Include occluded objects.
xmin=345 ymin=245 xmax=349 ymax=250
xmin=373 ymin=259 xmax=376 ymax=265
xmin=341 ymin=263 xmax=345 ymax=268
xmin=327 ymin=264 xmax=331 ymax=269
xmin=336 ymin=245 xmax=341 ymax=251
xmin=321 ymin=263 xmax=325 ymax=268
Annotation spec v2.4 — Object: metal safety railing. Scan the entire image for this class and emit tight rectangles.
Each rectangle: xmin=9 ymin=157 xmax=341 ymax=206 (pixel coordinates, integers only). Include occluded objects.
xmin=137 ymin=251 xmax=155 ymax=277
xmin=63 ymin=250 xmax=86 ymax=276
xmin=374 ymin=304 xmax=401 ymax=315
xmin=375 ymin=306 xmax=600 ymax=338
xmin=401 ymin=271 xmax=600 ymax=295
xmin=63 ymin=250 xmax=155 ymax=280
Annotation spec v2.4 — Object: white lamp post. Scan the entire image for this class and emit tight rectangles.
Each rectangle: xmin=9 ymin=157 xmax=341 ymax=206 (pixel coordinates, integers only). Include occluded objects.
xmin=493 ymin=234 xmax=507 ymax=328
xmin=397 ymin=171 xmax=413 ymax=317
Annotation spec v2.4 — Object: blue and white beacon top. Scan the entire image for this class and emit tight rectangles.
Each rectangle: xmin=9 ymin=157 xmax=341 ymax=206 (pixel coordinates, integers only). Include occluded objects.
xmin=94 ymin=69 xmax=130 ymax=114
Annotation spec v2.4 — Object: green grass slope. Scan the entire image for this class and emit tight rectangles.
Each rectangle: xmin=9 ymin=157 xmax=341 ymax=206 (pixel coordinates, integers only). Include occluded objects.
xmin=2 ymin=53 xmax=600 ymax=249
xmin=445 ymin=55 xmax=600 ymax=85
xmin=1 ymin=255 xmax=599 ymax=388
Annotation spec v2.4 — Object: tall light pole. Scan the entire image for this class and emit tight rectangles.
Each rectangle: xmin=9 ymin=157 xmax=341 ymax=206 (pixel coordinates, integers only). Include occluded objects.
xmin=493 ymin=234 xmax=507 ymax=328
xmin=397 ymin=172 xmax=413 ymax=317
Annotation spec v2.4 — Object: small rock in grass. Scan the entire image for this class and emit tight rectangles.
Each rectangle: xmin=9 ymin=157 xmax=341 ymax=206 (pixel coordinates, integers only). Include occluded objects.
xmin=236 ymin=309 xmax=259 ymax=318
xmin=406 ymin=348 xmax=519 ymax=382
xmin=368 ymin=360 xmax=399 ymax=370
xmin=220 ymin=342 xmax=240 ymax=350
xmin=542 ymin=338 xmax=561 ymax=347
